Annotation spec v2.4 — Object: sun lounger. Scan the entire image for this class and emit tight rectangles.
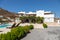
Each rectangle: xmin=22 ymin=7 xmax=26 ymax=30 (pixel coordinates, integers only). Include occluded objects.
xmin=7 ymin=22 xmax=21 ymax=28
xmin=15 ymin=22 xmax=21 ymax=27
xmin=7 ymin=22 xmax=16 ymax=28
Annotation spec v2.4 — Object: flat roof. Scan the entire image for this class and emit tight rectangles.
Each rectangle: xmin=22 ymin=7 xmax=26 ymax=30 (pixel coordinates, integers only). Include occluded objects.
xmin=44 ymin=13 xmax=53 ymax=15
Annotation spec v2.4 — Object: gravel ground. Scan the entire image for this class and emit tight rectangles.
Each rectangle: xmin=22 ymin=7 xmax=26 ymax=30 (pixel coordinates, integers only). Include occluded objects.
xmin=21 ymin=26 xmax=60 ymax=40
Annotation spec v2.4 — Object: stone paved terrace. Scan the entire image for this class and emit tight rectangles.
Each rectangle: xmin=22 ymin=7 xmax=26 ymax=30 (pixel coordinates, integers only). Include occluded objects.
xmin=21 ymin=26 xmax=60 ymax=40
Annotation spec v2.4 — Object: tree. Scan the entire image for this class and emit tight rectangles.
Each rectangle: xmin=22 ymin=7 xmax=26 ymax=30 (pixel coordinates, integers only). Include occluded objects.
xmin=20 ymin=16 xmax=44 ymax=23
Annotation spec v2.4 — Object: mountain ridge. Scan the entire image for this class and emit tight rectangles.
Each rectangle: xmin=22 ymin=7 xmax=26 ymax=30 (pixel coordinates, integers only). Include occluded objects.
xmin=0 ymin=8 xmax=18 ymax=18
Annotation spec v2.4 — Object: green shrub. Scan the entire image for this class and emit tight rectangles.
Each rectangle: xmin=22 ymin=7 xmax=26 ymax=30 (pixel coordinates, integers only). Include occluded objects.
xmin=0 ymin=34 xmax=6 ymax=40
xmin=11 ymin=26 xmax=28 ymax=40
xmin=43 ymin=23 xmax=48 ymax=28
xmin=6 ymin=32 xmax=11 ymax=40
xmin=29 ymin=25 xmax=34 ymax=30
xmin=23 ymin=25 xmax=30 ymax=33
xmin=11 ymin=26 xmax=24 ymax=40
xmin=18 ymin=27 xmax=26 ymax=39
xmin=0 ymin=25 xmax=34 ymax=40
xmin=11 ymin=27 xmax=19 ymax=40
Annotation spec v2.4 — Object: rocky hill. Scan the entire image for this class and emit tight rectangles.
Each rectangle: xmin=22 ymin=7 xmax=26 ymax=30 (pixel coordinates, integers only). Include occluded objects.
xmin=0 ymin=8 xmax=18 ymax=18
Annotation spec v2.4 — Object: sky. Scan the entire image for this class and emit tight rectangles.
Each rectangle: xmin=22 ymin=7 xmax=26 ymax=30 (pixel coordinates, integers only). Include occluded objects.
xmin=0 ymin=0 xmax=60 ymax=17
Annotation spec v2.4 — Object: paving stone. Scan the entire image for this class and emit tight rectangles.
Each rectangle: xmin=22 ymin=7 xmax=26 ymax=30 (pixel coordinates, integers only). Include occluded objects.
xmin=21 ymin=27 xmax=60 ymax=40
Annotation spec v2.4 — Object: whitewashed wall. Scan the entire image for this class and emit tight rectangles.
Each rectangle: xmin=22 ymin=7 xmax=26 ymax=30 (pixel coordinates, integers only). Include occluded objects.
xmin=44 ymin=17 xmax=54 ymax=22
xmin=36 ymin=10 xmax=44 ymax=17
xmin=18 ymin=10 xmax=55 ymax=23
xmin=44 ymin=14 xmax=54 ymax=22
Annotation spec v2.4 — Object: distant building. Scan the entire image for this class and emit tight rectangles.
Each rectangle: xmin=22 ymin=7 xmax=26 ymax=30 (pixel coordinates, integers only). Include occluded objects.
xmin=54 ymin=18 xmax=60 ymax=24
xmin=18 ymin=10 xmax=54 ymax=23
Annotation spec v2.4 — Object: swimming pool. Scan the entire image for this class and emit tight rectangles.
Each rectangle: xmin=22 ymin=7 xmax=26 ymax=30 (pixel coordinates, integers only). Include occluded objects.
xmin=0 ymin=23 xmax=11 ymax=28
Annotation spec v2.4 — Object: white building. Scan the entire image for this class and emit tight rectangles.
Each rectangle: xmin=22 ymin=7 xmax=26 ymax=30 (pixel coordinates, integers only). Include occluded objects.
xmin=44 ymin=11 xmax=54 ymax=22
xmin=18 ymin=10 xmax=54 ymax=23
xmin=36 ymin=10 xmax=44 ymax=17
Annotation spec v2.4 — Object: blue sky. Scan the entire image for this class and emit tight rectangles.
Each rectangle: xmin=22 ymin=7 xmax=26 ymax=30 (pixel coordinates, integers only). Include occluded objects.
xmin=0 ymin=0 xmax=60 ymax=17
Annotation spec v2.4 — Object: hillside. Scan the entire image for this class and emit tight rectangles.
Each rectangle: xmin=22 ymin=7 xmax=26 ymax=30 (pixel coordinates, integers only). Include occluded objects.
xmin=0 ymin=8 xmax=18 ymax=18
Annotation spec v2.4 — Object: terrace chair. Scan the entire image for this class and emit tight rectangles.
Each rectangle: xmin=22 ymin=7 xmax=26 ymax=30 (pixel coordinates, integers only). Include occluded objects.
xmin=15 ymin=22 xmax=21 ymax=27
xmin=11 ymin=22 xmax=16 ymax=28
xmin=7 ymin=22 xmax=16 ymax=28
xmin=7 ymin=22 xmax=21 ymax=29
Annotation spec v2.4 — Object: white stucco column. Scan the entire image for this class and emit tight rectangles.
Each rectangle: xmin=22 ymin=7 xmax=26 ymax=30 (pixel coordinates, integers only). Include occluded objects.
xmin=57 ymin=20 xmax=60 ymax=24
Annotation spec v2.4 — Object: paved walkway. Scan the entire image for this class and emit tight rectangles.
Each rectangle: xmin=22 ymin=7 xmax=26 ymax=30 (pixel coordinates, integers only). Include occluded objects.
xmin=21 ymin=27 xmax=60 ymax=40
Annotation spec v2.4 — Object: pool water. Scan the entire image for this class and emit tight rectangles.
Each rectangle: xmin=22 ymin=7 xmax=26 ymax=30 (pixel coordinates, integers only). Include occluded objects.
xmin=0 ymin=24 xmax=11 ymax=28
